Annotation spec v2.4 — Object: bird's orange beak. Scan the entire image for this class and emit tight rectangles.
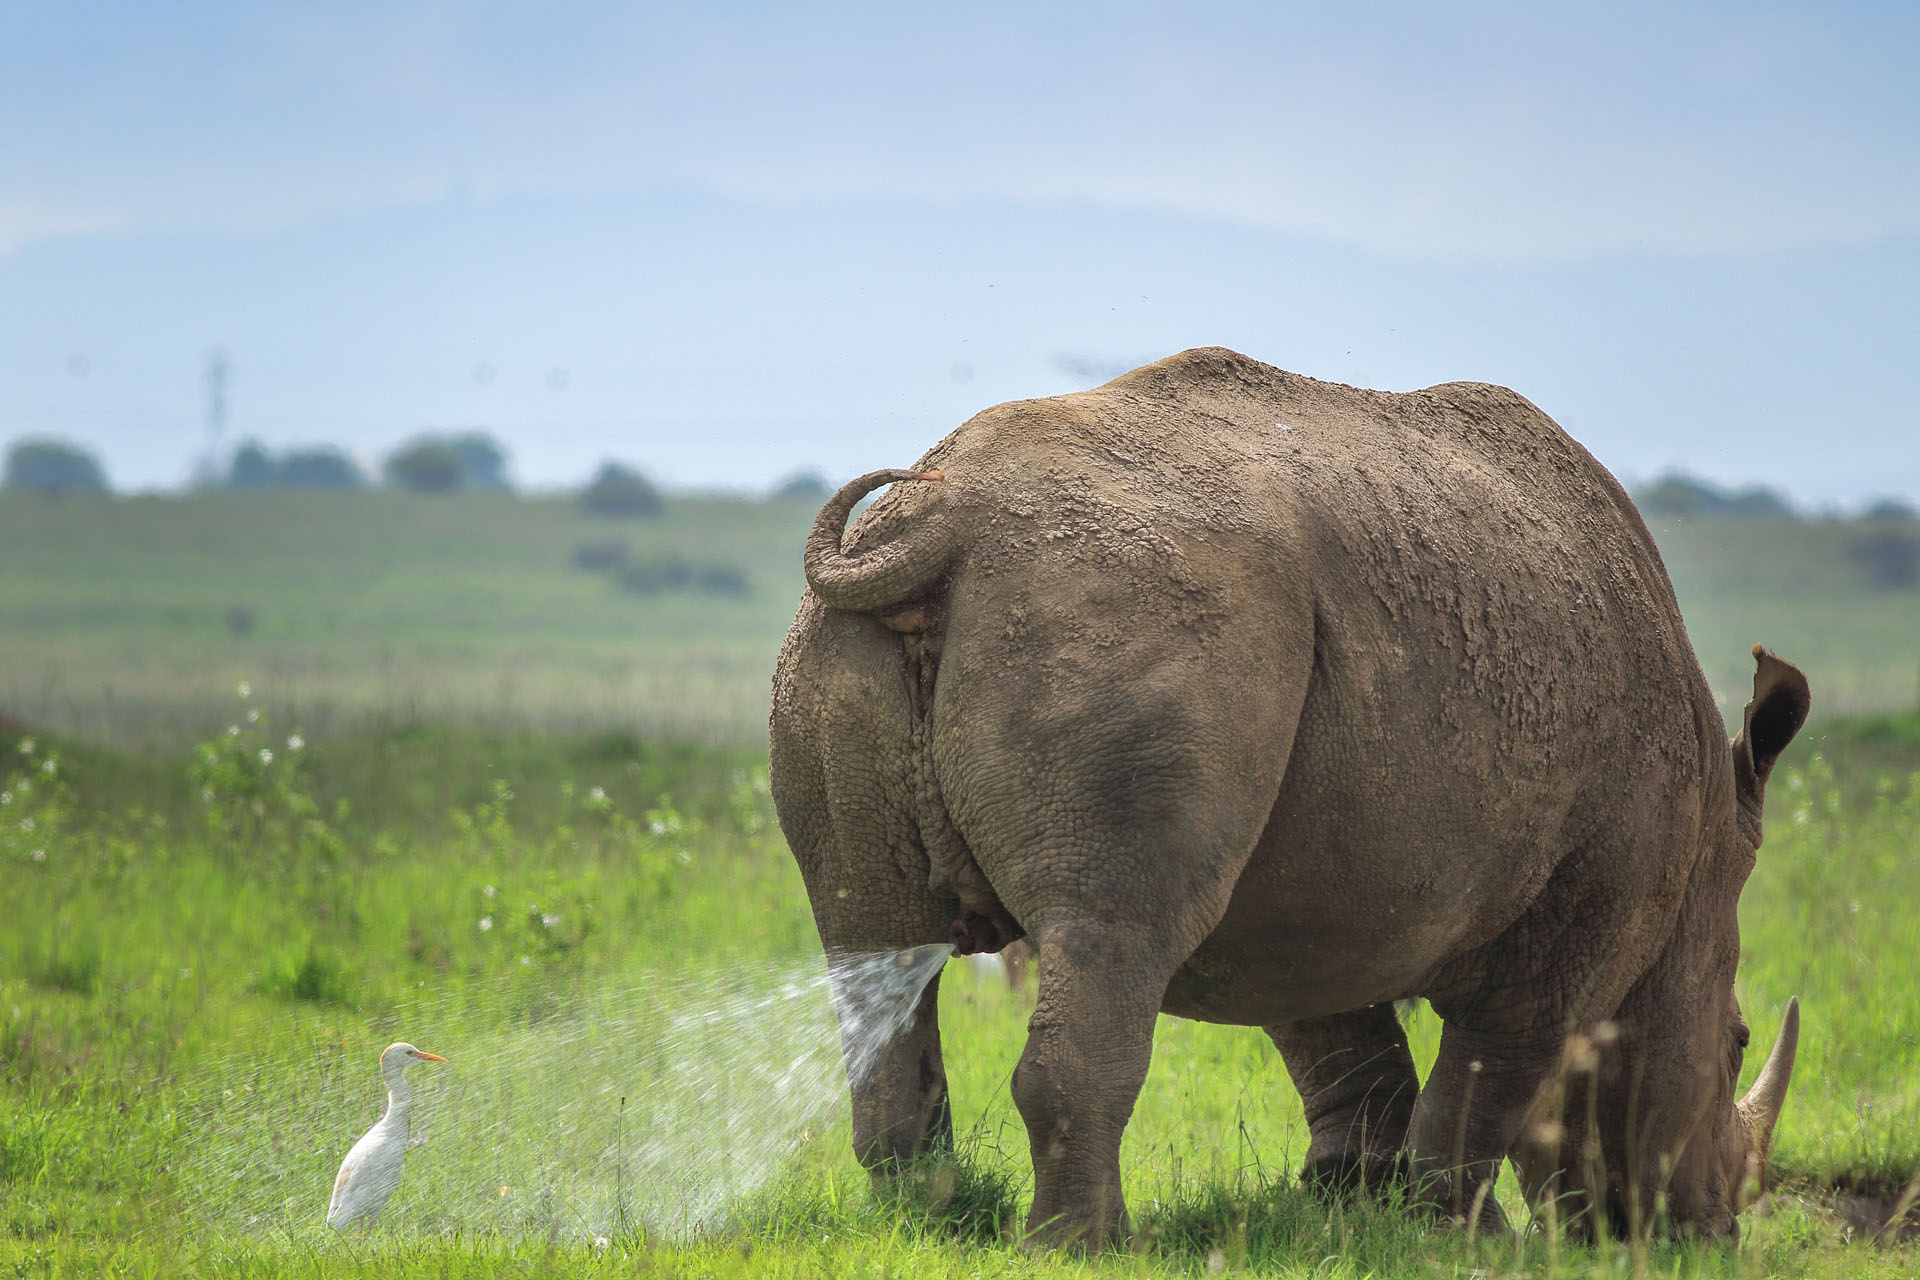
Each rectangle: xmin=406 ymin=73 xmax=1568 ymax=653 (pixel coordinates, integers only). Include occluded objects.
xmin=414 ymin=1051 xmax=448 ymax=1062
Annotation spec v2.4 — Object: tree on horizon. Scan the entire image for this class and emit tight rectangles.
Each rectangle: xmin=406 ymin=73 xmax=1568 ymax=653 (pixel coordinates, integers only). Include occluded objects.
xmin=227 ymin=439 xmax=365 ymax=490
xmin=3 ymin=437 xmax=110 ymax=495
xmin=384 ymin=431 xmax=512 ymax=494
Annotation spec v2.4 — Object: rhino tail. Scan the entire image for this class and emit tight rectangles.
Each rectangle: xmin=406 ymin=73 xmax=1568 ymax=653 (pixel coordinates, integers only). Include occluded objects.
xmin=803 ymin=468 xmax=952 ymax=612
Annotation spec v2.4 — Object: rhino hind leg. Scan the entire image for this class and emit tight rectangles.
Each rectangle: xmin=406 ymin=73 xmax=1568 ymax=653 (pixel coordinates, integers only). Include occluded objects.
xmin=1012 ymin=925 xmax=1177 ymax=1248
xmin=1007 ymin=847 xmax=1268 ymax=1247
xmin=938 ymin=588 xmax=1313 ymax=1248
xmin=772 ymin=601 xmax=959 ymax=1179
xmin=1008 ymin=854 xmax=1283 ymax=1247
xmin=833 ymin=959 xmax=955 ymax=1172
xmin=1268 ymin=1005 xmax=1419 ymax=1196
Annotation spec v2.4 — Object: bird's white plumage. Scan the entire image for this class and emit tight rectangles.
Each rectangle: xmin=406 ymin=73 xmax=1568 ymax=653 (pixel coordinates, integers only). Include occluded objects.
xmin=326 ymin=1041 xmax=445 ymax=1229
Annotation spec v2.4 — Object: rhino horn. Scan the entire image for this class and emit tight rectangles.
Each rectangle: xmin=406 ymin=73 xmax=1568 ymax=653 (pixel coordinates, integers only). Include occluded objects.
xmin=1737 ymin=997 xmax=1800 ymax=1161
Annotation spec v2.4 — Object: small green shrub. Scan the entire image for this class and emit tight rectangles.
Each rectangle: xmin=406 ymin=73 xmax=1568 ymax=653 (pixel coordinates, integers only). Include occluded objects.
xmin=571 ymin=538 xmax=628 ymax=572
xmin=580 ymin=462 xmax=664 ymax=518
xmin=2 ymin=736 xmax=72 ymax=875
xmin=28 ymin=935 xmax=101 ymax=997
xmin=0 ymin=1110 xmax=53 ymax=1184
xmin=256 ymin=940 xmax=356 ymax=1005
xmin=468 ymin=873 xmax=599 ymax=974
xmin=870 ymin=1155 xmax=1025 ymax=1245
xmin=188 ymin=689 xmax=343 ymax=867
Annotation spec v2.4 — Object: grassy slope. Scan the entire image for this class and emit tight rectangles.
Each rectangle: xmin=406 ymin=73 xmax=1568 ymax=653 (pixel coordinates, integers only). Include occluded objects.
xmin=0 ymin=495 xmax=1917 ymax=1274
xmin=1648 ymin=515 xmax=1920 ymax=719
xmin=0 ymin=491 xmax=818 ymax=744
xmin=0 ymin=494 xmax=1917 ymax=748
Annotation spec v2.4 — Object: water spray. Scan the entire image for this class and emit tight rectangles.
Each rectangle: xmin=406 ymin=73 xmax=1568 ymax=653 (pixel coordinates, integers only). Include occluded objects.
xmin=177 ymin=943 xmax=959 ymax=1244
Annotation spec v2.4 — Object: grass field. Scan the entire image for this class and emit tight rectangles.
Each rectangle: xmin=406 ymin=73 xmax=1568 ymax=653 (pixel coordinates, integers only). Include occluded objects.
xmin=0 ymin=491 xmax=819 ymax=746
xmin=1 ymin=492 xmax=1919 ymax=1276
xmin=2 ymin=699 xmax=1918 ymax=1276
xmin=1647 ymin=514 xmax=1920 ymax=719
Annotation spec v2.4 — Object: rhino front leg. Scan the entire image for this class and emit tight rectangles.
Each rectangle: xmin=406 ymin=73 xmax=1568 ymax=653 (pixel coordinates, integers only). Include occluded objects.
xmin=1406 ymin=1023 xmax=1563 ymax=1232
xmin=1267 ymin=1004 xmax=1418 ymax=1194
xmin=827 ymin=955 xmax=953 ymax=1171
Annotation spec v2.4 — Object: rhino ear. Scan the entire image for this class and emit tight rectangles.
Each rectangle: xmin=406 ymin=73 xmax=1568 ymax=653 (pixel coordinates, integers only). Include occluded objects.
xmin=1733 ymin=645 xmax=1811 ymax=803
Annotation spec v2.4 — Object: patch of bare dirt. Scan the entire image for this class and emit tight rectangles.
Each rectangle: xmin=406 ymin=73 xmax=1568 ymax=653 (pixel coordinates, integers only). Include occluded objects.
xmin=1774 ymin=1168 xmax=1920 ymax=1244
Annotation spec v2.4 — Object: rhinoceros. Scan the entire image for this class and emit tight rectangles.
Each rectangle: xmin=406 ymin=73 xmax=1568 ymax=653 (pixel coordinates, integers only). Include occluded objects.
xmin=769 ymin=347 xmax=1808 ymax=1245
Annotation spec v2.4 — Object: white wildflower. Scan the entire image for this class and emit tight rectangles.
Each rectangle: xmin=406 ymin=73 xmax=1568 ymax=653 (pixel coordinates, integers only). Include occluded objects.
xmin=246 ymin=708 xmax=260 ymax=724
xmin=30 ymin=849 xmax=45 ymax=862
xmin=17 ymin=737 xmax=33 ymax=756
xmin=588 ymin=786 xmax=606 ymax=804
xmin=478 ymin=916 xmax=493 ymax=932
xmin=518 ymin=955 xmax=532 ymax=967
xmin=227 ymin=724 xmax=241 ymax=737
xmin=541 ymin=913 xmax=560 ymax=928
xmin=236 ymin=681 xmax=251 ymax=699
xmin=39 ymin=759 xmax=56 ymax=776
xmin=286 ymin=734 xmax=304 ymax=752
xmin=1 ymin=792 xmax=10 ymax=806
xmin=259 ymin=748 xmax=273 ymax=765
xmin=483 ymin=884 xmax=496 ymax=899
xmin=19 ymin=818 xmax=34 ymax=832
xmin=649 ymin=819 xmax=668 ymax=836
xmin=201 ymin=788 xmax=214 ymax=804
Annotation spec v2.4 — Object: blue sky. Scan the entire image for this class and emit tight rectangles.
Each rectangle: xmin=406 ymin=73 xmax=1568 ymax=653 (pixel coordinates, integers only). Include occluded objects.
xmin=2 ymin=1 xmax=1916 ymax=501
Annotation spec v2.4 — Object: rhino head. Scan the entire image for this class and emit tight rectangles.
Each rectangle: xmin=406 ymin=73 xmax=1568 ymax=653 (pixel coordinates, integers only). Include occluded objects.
xmin=1513 ymin=647 xmax=1810 ymax=1238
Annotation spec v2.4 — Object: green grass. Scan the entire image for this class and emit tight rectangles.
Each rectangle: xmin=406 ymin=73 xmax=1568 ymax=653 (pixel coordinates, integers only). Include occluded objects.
xmin=1 ymin=711 xmax=1917 ymax=1276
xmin=1 ymin=493 xmax=1918 ymax=1273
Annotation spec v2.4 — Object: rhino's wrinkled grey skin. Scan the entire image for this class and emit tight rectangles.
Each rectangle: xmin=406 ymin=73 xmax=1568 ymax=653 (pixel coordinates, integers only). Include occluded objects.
xmin=770 ymin=347 xmax=1809 ymax=1247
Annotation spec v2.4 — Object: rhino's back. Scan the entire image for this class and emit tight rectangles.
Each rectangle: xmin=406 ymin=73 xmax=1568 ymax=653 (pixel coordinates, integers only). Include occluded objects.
xmin=892 ymin=345 xmax=1693 ymax=714
xmin=869 ymin=348 xmax=1724 ymax=1023
xmin=881 ymin=346 xmax=1662 ymax=589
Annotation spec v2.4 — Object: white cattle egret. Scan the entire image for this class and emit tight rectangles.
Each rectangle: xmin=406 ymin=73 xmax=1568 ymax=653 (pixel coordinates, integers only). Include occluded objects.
xmin=326 ymin=1041 xmax=447 ymax=1229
